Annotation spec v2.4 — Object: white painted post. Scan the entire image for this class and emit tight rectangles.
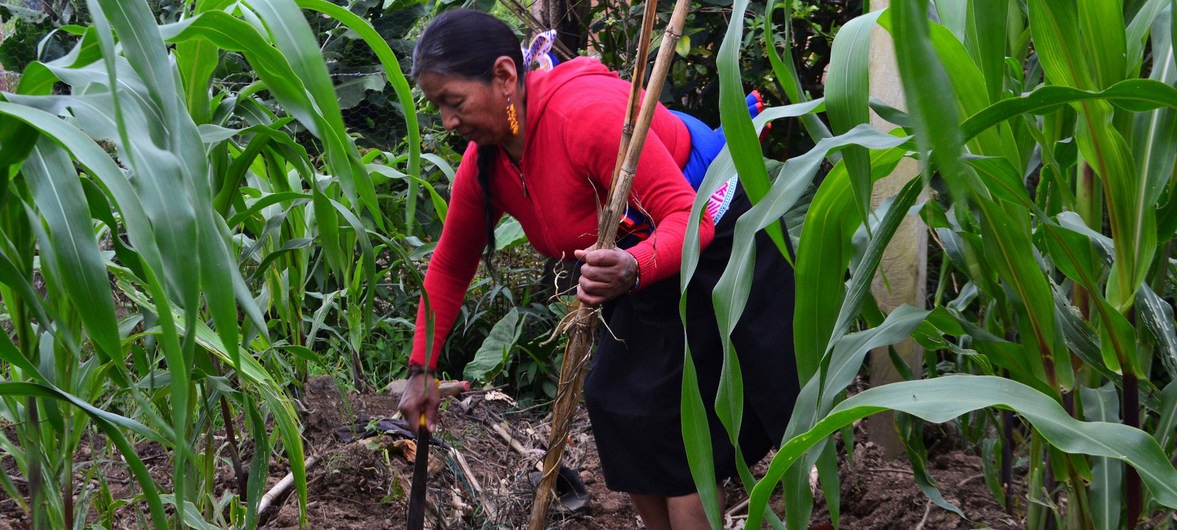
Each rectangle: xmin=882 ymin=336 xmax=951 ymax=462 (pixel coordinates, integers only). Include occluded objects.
xmin=866 ymin=0 xmax=928 ymax=459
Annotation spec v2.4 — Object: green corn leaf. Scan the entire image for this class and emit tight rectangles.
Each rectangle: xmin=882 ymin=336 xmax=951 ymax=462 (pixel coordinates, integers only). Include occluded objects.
xmin=226 ymin=191 xmax=312 ymax=229
xmin=899 ymin=410 xmax=966 ymax=519
xmin=1075 ymin=111 xmax=1152 ymax=312
xmin=1137 ymin=284 xmax=1177 ymax=379
xmin=16 ymin=28 xmax=103 ymax=96
xmin=329 ymin=196 xmax=377 ymax=313
xmin=680 ymin=341 xmax=721 ymax=529
xmin=1157 ymin=380 xmax=1177 ymax=451
xmin=88 ymin=3 xmax=213 ymax=518
xmin=214 ymin=120 xmax=306 ymax=215
xmin=791 ymin=143 xmax=907 ymax=381
xmin=296 ymin=0 xmax=422 ymax=232
xmin=1078 ymin=0 xmax=1128 ymax=89
xmin=259 ymin=384 xmax=307 ymax=527
xmin=159 ymin=496 xmax=219 ymax=530
xmin=199 ymin=199 xmax=250 ymax=406
xmin=0 ymin=243 xmax=53 ymax=338
xmin=248 ymin=238 xmax=314 ymax=283
xmin=1134 ymin=7 xmax=1177 ymax=211
xmin=21 ymin=141 xmax=121 ymax=366
xmin=311 ymin=184 xmax=347 ymax=281
xmin=1127 ymin=0 xmax=1168 ymax=73
xmin=782 ymin=304 xmax=935 ymax=529
xmin=244 ymin=0 xmax=380 ymax=226
xmin=977 ymin=197 xmax=1066 ymax=386
xmin=965 ymin=156 xmax=1034 ymax=209
xmin=825 ymin=9 xmax=884 ymax=228
xmin=492 ymin=217 xmax=527 ymax=251
xmin=891 ymin=0 xmax=972 ymax=206
xmin=0 ymin=322 xmax=48 ymax=382
xmin=917 ymin=16 xmax=1020 ymax=163
xmin=1029 ymin=0 xmax=1096 ymax=89
xmin=1080 ymin=383 xmax=1122 ymax=530
xmin=868 ymin=96 xmax=913 ymax=127
xmin=1037 ymin=219 xmax=1137 ymax=376
xmin=1052 ymin=283 xmax=1120 ymax=385
xmin=962 ymin=79 xmax=1177 ymax=143
xmin=680 ymin=99 xmax=826 ymax=287
xmin=716 ymin=0 xmax=786 ymax=256
xmin=932 ymin=0 xmax=967 ymax=39
xmin=746 ymin=375 xmax=1177 ymax=528
xmin=827 ymin=176 xmax=925 ymax=360
xmin=0 ymin=381 xmax=167 ymax=528
xmin=174 ymin=28 xmax=217 ymax=124
xmin=678 ymin=76 xmax=836 ymax=530
xmin=0 ymin=104 xmax=165 ymax=293
xmin=367 ymin=164 xmax=450 ymax=223
xmin=160 ymin=13 xmax=325 ymax=137
xmin=1057 ymin=211 xmax=1115 ymax=265
xmin=0 ymin=118 xmax=38 ymax=174
xmin=243 ymin=395 xmax=270 ymax=529
xmin=723 ymin=126 xmax=908 ymax=372
xmin=967 ymin=0 xmax=1009 ymax=105
xmin=1041 ymin=223 xmax=1103 ymax=294
xmin=1028 ymin=0 xmax=1153 ymax=312
xmin=87 ymin=6 xmax=201 ymax=323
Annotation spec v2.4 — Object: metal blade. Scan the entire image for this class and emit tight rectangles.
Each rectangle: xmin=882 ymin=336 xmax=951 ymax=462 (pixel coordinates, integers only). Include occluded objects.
xmin=407 ymin=415 xmax=430 ymax=529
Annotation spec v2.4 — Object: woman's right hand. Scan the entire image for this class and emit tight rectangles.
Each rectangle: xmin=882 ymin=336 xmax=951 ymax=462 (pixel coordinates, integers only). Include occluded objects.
xmin=398 ymin=371 xmax=440 ymax=435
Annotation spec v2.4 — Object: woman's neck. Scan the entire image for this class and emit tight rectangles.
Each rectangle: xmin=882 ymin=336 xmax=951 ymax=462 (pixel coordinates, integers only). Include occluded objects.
xmin=502 ymin=137 xmax=524 ymax=162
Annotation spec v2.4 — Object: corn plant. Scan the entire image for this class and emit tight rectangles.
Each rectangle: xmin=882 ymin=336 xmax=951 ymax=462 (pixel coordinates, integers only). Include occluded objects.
xmin=680 ymin=1 xmax=1177 ymax=529
xmin=0 ymin=0 xmax=432 ymax=527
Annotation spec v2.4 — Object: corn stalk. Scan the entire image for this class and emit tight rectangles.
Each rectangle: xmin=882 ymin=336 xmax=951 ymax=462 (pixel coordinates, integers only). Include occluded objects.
xmin=0 ymin=0 xmax=430 ymax=526
xmin=676 ymin=0 xmax=1177 ymax=529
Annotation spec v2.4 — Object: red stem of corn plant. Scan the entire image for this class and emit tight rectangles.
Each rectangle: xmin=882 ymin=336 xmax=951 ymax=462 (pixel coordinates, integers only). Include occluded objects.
xmin=210 ymin=356 xmax=248 ymax=500
xmin=1001 ymin=407 xmax=1013 ymax=513
xmin=1124 ymin=371 xmax=1141 ymax=529
xmin=64 ymin=431 xmax=74 ymax=528
xmin=1074 ymin=164 xmax=1096 ymax=319
xmin=219 ymin=394 xmax=248 ymax=500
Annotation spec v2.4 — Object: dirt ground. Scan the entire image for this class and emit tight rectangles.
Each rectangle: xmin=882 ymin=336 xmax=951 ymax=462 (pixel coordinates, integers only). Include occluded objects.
xmin=0 ymin=375 xmax=1043 ymax=529
xmin=259 ymin=375 xmax=1024 ymax=529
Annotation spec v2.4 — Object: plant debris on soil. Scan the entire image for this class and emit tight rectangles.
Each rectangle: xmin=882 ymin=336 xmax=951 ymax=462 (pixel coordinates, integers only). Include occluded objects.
xmin=253 ymin=375 xmax=1024 ymax=529
xmin=0 ymin=375 xmax=1031 ymax=529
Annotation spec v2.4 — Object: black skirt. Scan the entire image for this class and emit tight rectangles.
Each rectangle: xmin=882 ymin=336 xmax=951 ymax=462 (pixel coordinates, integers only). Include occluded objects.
xmin=582 ymin=185 xmax=800 ymax=496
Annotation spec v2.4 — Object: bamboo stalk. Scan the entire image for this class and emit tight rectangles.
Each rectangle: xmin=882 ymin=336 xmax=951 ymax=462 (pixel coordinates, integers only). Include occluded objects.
xmin=610 ymin=0 xmax=659 ymax=181
xmin=527 ymin=1 xmax=693 ymax=527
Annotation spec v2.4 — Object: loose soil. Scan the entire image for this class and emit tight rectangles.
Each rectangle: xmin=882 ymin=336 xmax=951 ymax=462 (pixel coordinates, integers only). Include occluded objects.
xmin=0 ymin=375 xmax=1038 ymax=529
xmin=262 ymin=376 xmax=1023 ymax=529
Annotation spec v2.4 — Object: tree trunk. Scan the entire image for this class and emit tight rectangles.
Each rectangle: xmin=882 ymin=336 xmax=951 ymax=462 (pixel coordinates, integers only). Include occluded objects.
xmin=531 ymin=0 xmax=591 ymax=55
xmin=866 ymin=0 xmax=928 ymax=459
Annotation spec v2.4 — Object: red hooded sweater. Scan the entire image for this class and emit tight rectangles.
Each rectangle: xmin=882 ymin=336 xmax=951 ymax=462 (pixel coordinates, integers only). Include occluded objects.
xmin=411 ymin=57 xmax=716 ymax=368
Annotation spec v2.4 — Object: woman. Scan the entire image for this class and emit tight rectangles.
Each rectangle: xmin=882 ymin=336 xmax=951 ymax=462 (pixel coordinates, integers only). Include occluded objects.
xmin=397 ymin=10 xmax=799 ymax=529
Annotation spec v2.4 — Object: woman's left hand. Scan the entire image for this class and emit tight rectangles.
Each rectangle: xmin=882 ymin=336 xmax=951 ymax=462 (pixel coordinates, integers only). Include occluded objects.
xmin=574 ymin=247 xmax=638 ymax=306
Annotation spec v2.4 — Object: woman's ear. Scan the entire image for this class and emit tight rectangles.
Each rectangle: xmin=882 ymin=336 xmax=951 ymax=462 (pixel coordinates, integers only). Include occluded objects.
xmin=492 ymin=56 xmax=519 ymax=94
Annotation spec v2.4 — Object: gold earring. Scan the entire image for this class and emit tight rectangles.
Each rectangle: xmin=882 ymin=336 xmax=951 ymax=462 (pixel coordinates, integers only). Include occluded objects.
xmin=506 ymin=97 xmax=519 ymax=135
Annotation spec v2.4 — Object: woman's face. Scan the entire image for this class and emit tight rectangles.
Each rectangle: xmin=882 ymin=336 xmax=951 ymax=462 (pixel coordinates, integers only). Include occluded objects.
xmin=418 ymin=70 xmax=512 ymax=146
